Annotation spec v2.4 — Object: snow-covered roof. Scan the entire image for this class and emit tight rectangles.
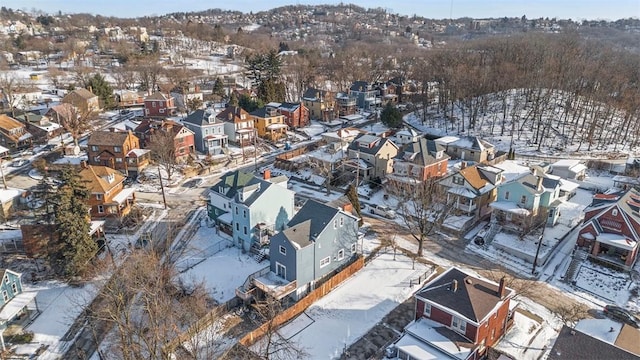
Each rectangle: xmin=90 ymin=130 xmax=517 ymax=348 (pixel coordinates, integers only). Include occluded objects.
xmin=266 ymin=123 xmax=288 ymax=130
xmin=218 ymin=211 xmax=232 ymax=225
xmin=435 ymin=136 xmax=459 ymax=145
xmin=402 ymin=318 xmax=474 ymax=360
xmin=447 ymin=186 xmax=477 ymax=198
xmin=89 ymin=220 xmax=105 ymax=236
xmin=552 ymin=159 xmax=586 ymax=172
xmin=575 ymin=318 xmax=622 ymax=345
xmin=597 ymin=233 xmax=638 ymax=251
xmin=393 ymin=332 xmax=456 ymax=360
xmin=0 ymin=291 xmax=37 ymax=322
xmin=0 ymin=188 xmax=24 ymax=203
xmin=111 ymin=187 xmax=135 ymax=205
xmin=490 ymin=201 xmax=531 ymax=215
xmin=559 ymin=179 xmax=580 ymax=193
xmin=127 ymin=148 xmax=150 ymax=157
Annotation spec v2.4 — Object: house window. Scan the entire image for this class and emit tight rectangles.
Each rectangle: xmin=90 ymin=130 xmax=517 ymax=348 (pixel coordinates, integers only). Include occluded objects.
xmin=235 ymin=207 xmax=238 ymax=215
xmin=452 ymin=316 xmax=466 ymax=333
xmin=98 ymin=205 xmax=104 ymax=213
xmin=94 ymin=156 xmax=100 ymax=162
xmin=243 ymin=209 xmax=247 ymax=218
xmin=351 ymin=243 xmax=356 ymax=253
xmin=236 ymin=223 xmax=239 ymax=231
xmin=243 ymin=226 xmax=247 ymax=235
xmin=91 ymin=145 xmax=98 ymax=152
xmin=505 ymin=191 xmax=510 ymax=200
xmin=3 ymin=276 xmax=7 ymax=284
xmin=279 ymin=245 xmax=286 ymax=255
xmin=11 ymin=282 xmax=17 ymax=293
xmin=453 ymin=176 xmax=463 ymax=185
xmin=159 ymin=109 xmax=164 ymax=113
xmin=491 ymin=328 xmax=496 ymax=340
xmin=334 ymin=219 xmax=337 ymax=229
xmin=276 ymin=262 xmax=286 ymax=279
xmin=320 ymin=256 xmax=331 ymax=268
xmin=116 ymin=158 xmax=123 ymax=163
xmin=424 ymin=303 xmax=432 ymax=317
xmin=96 ymin=194 xmax=103 ymax=200
xmin=2 ymin=290 xmax=7 ymax=302
xmin=337 ymin=249 xmax=345 ymax=261
xmin=612 ymin=209 xmax=618 ymax=216
xmin=114 ymin=146 xmax=122 ymax=153
xmin=152 ymin=101 xmax=156 ymax=108
xmin=340 ymin=217 xmax=344 ymax=227
xmin=520 ymin=195 xmax=526 ymax=205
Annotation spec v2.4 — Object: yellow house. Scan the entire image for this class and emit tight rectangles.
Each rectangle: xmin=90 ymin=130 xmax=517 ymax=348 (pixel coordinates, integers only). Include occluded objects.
xmin=250 ymin=105 xmax=288 ymax=142
xmin=302 ymin=87 xmax=336 ymax=121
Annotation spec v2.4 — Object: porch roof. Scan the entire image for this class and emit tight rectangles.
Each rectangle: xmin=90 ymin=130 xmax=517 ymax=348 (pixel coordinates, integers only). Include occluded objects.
xmin=266 ymin=123 xmax=288 ymax=130
xmin=490 ymin=201 xmax=531 ymax=215
xmin=218 ymin=211 xmax=232 ymax=225
xmin=447 ymin=186 xmax=477 ymax=199
xmin=111 ymin=187 xmax=135 ymax=205
xmin=597 ymin=233 xmax=638 ymax=251
xmin=0 ymin=291 xmax=37 ymax=323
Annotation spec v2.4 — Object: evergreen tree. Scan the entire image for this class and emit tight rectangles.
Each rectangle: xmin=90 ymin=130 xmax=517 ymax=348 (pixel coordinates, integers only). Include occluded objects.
xmin=380 ymin=102 xmax=403 ymax=128
xmin=49 ymin=167 xmax=96 ymax=278
xmin=345 ymin=184 xmax=363 ymax=226
xmin=238 ymin=94 xmax=264 ymax=113
xmin=87 ymin=73 xmax=114 ymax=109
xmin=212 ymin=77 xmax=225 ymax=97
xmin=228 ymin=92 xmax=239 ymax=107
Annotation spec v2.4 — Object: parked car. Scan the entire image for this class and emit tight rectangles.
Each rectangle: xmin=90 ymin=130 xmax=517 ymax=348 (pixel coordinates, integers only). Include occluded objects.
xmin=370 ymin=204 xmax=396 ymax=219
xmin=10 ymin=159 xmax=29 ymax=168
xmin=604 ymin=305 xmax=640 ymax=328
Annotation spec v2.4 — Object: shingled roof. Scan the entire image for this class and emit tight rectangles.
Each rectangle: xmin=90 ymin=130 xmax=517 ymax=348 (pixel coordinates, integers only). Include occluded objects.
xmin=548 ymin=325 xmax=640 ymax=360
xmin=87 ymin=130 xmax=135 ymax=147
xmin=79 ymin=165 xmax=125 ymax=194
xmin=396 ymin=138 xmax=448 ymax=166
xmin=416 ymin=267 xmax=514 ymax=323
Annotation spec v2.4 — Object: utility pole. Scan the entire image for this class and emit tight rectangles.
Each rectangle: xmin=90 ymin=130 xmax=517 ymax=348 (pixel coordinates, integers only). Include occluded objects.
xmin=157 ymin=165 xmax=167 ymax=209
xmin=531 ymin=218 xmax=548 ymax=275
xmin=253 ymin=128 xmax=258 ymax=172
xmin=0 ymin=157 xmax=7 ymax=190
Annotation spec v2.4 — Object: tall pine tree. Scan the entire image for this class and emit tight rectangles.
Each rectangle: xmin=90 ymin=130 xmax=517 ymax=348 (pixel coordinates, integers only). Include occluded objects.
xmin=49 ymin=167 xmax=96 ymax=278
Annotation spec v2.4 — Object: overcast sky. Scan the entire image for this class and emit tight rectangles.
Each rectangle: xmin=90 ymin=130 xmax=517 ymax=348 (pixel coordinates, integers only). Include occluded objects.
xmin=4 ymin=0 xmax=639 ymax=21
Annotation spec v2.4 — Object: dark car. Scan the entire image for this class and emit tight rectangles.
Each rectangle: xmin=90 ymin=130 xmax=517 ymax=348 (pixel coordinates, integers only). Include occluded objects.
xmin=604 ymin=305 xmax=640 ymax=328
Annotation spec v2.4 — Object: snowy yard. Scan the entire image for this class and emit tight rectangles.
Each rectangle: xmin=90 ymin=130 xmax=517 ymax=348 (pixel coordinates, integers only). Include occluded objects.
xmin=274 ymin=252 xmax=431 ymax=359
xmin=177 ymin=218 xmax=266 ymax=304
xmin=573 ymin=262 xmax=632 ymax=304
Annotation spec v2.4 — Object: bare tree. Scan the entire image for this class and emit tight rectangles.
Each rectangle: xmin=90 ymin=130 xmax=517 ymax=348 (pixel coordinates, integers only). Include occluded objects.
xmin=386 ymin=178 xmax=453 ymax=256
xmin=60 ymin=105 xmax=93 ymax=147
xmin=148 ymin=127 xmax=178 ymax=181
xmin=250 ymin=297 xmax=309 ymax=360
xmin=0 ymin=73 xmax=20 ymax=117
xmin=553 ymin=303 xmax=589 ymax=328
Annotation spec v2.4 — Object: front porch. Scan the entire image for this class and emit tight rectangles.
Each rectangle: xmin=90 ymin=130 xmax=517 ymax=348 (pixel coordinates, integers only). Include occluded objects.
xmin=109 ymin=188 xmax=136 ymax=218
xmin=126 ymin=149 xmax=151 ymax=175
xmin=0 ymin=291 xmax=40 ymax=351
xmin=204 ymin=134 xmax=228 ymax=155
xmin=586 ymin=234 xmax=638 ymax=271
xmin=265 ymin=124 xmax=288 ymax=142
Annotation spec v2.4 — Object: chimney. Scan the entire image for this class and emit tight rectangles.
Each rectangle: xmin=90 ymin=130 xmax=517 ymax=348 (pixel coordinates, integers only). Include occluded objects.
xmin=342 ymin=203 xmax=353 ymax=213
xmin=263 ymin=169 xmax=271 ymax=180
xmin=498 ymin=276 xmax=507 ymax=299
xmin=536 ymin=176 xmax=543 ymax=191
xmin=460 ymin=161 xmax=467 ymax=169
xmin=109 ymin=127 xmax=116 ymax=132
xmin=451 ymin=279 xmax=458 ymax=292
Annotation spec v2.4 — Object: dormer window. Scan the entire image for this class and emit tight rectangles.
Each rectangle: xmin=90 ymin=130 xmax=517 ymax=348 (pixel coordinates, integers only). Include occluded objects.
xmin=452 ymin=176 xmax=463 ymax=185
xmin=107 ymin=174 xmax=115 ymax=183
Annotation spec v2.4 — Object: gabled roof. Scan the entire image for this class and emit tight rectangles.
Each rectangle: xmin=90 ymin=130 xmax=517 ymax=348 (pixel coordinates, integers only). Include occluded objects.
xmin=302 ymin=87 xmax=331 ymax=100
xmin=415 ymin=267 xmax=514 ymax=324
xmin=396 ymin=138 xmax=448 ymax=166
xmin=183 ymin=109 xmax=222 ymax=127
xmin=350 ymin=81 xmax=370 ymax=92
xmin=47 ymin=103 xmax=76 ymax=119
xmin=144 ymin=92 xmax=172 ymax=101
xmin=548 ymin=325 xmax=640 ymax=360
xmin=67 ymin=88 xmax=97 ymax=100
xmin=216 ymin=106 xmax=251 ymax=124
xmin=581 ymin=188 xmax=640 ymax=242
xmin=458 ymin=166 xmax=488 ymax=190
xmin=250 ymin=107 xmax=280 ymax=119
xmin=87 ymin=130 xmax=136 ymax=147
xmin=282 ymin=199 xmax=357 ymax=249
xmin=348 ymin=133 xmax=398 ymax=156
xmin=0 ymin=114 xmax=25 ymax=131
xmin=79 ymin=165 xmax=125 ymax=194
xmin=450 ymin=136 xmax=494 ymax=151
xmin=211 ymin=170 xmax=257 ymax=199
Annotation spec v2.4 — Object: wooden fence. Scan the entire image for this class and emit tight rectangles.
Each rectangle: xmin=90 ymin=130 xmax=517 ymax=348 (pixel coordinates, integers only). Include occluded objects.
xmin=239 ymin=255 xmax=365 ymax=346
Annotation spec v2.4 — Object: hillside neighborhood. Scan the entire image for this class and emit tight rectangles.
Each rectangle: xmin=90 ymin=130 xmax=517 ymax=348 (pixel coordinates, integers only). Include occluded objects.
xmin=0 ymin=4 xmax=639 ymax=360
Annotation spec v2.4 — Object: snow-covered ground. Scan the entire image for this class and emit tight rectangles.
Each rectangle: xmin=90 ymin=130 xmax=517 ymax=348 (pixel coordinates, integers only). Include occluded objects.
xmin=177 ymin=217 xmax=266 ymax=304
xmin=271 ymin=251 xmax=431 ymax=359
xmin=14 ymin=281 xmax=100 ymax=359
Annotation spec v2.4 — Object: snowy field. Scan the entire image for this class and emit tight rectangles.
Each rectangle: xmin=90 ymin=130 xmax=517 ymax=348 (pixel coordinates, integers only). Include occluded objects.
xmin=273 ymin=252 xmax=431 ymax=359
xmin=573 ymin=263 xmax=632 ymax=304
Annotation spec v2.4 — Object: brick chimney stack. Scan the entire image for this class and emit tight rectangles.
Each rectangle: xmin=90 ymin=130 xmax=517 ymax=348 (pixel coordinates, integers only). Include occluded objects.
xmin=498 ymin=276 xmax=507 ymax=299
xmin=263 ymin=169 xmax=271 ymax=180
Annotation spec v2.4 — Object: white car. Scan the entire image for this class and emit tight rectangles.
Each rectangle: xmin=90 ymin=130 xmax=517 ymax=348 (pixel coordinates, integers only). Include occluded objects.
xmin=370 ymin=205 xmax=396 ymax=219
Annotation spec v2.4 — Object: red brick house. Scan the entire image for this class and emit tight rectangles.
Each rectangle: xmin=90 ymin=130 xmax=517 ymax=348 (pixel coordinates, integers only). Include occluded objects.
xmin=143 ymin=92 xmax=176 ymax=117
xmin=134 ymin=119 xmax=195 ymax=162
xmin=0 ymin=114 xmax=33 ymax=151
xmin=277 ymin=102 xmax=310 ymax=128
xmin=392 ymin=267 xmax=515 ymax=360
xmin=389 ymin=138 xmax=449 ymax=186
xmin=79 ymin=164 xmax=135 ymax=219
xmin=87 ymin=129 xmax=150 ymax=176
xmin=576 ymin=189 xmax=640 ymax=271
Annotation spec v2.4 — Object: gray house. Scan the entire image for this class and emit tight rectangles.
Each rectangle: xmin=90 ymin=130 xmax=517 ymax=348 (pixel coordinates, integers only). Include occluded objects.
xmin=208 ymin=170 xmax=295 ymax=252
xmin=182 ymin=109 xmax=228 ymax=155
xmin=349 ymin=81 xmax=381 ymax=110
xmin=268 ymin=199 xmax=359 ymax=300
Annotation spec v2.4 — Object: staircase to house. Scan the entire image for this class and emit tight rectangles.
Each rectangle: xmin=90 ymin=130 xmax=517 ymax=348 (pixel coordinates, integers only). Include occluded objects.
xmin=253 ymin=250 xmax=266 ymax=263
xmin=564 ymin=249 xmax=588 ymax=283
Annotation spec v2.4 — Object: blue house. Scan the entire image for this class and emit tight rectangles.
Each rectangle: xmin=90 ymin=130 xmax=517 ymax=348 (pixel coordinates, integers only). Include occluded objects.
xmin=0 ymin=269 xmax=38 ymax=351
xmin=349 ymin=81 xmax=381 ymax=110
xmin=208 ymin=169 xmax=295 ymax=252
xmin=267 ymin=199 xmax=360 ymax=300
xmin=490 ymin=171 xmax=562 ymax=234
xmin=182 ymin=109 xmax=228 ymax=154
